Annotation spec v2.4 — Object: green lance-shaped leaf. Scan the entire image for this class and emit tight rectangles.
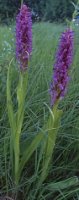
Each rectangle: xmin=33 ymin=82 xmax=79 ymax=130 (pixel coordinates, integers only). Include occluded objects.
xmin=14 ymin=71 xmax=28 ymax=184
xmin=17 ymin=131 xmax=45 ymax=183
xmin=38 ymin=103 xmax=62 ymax=185
xmin=7 ymin=59 xmax=16 ymax=172
xmin=38 ymin=176 xmax=78 ymax=198
xmin=45 ymin=176 xmax=78 ymax=191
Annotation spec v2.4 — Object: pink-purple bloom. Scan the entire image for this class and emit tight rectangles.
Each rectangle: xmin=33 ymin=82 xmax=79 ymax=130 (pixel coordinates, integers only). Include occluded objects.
xmin=50 ymin=29 xmax=74 ymax=106
xmin=16 ymin=4 xmax=32 ymax=70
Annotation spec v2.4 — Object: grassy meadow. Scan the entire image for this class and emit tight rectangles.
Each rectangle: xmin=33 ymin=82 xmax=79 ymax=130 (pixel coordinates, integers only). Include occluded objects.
xmin=0 ymin=22 xmax=79 ymax=199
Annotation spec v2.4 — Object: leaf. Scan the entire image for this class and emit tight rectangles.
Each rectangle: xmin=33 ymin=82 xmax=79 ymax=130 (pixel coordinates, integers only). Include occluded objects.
xmin=38 ymin=103 xmax=62 ymax=184
xmin=45 ymin=176 xmax=79 ymax=191
xmin=20 ymin=135 xmax=34 ymax=154
xmin=18 ymin=132 xmax=44 ymax=183
xmin=7 ymin=59 xmax=16 ymax=172
xmin=7 ymin=59 xmax=16 ymax=139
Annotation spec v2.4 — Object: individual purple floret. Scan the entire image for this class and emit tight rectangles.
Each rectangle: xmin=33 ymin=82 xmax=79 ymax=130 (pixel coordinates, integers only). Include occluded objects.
xmin=50 ymin=29 xmax=74 ymax=106
xmin=16 ymin=4 xmax=32 ymax=70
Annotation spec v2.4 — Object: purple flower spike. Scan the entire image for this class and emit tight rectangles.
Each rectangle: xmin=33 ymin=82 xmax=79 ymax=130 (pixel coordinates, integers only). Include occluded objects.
xmin=16 ymin=4 xmax=32 ymax=70
xmin=50 ymin=29 xmax=74 ymax=106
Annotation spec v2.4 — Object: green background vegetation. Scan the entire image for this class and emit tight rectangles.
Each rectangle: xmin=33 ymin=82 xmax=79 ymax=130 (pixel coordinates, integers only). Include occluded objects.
xmin=0 ymin=0 xmax=77 ymax=22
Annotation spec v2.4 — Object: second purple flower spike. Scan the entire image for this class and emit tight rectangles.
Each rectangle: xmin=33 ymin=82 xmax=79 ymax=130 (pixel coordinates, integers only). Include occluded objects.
xmin=16 ymin=4 xmax=32 ymax=70
xmin=50 ymin=29 xmax=74 ymax=106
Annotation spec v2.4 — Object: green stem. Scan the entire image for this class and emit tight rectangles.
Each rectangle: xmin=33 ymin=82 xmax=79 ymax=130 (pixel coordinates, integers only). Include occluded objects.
xmin=14 ymin=72 xmax=28 ymax=184
xmin=78 ymin=0 xmax=79 ymax=4
xmin=21 ymin=0 xmax=23 ymax=6
xmin=15 ymin=132 xmax=20 ymax=185
xmin=73 ymin=0 xmax=79 ymax=18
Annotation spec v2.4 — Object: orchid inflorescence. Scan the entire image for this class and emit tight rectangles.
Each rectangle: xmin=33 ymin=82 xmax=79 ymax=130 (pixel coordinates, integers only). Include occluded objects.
xmin=50 ymin=29 xmax=74 ymax=106
xmin=16 ymin=4 xmax=32 ymax=70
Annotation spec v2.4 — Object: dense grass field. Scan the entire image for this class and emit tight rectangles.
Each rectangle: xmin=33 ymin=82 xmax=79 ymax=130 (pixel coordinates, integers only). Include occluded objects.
xmin=0 ymin=22 xmax=79 ymax=199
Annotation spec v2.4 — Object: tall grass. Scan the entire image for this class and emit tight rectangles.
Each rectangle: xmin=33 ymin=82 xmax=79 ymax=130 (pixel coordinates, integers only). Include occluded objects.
xmin=0 ymin=22 xmax=79 ymax=199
